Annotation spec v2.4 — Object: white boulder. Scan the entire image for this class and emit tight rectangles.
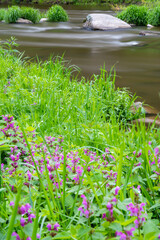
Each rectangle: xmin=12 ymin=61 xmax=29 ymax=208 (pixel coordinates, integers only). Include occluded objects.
xmin=83 ymin=14 xmax=131 ymax=30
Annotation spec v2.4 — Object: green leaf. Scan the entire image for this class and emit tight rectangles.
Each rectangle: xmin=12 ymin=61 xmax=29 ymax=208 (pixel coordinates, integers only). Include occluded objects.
xmin=0 ymin=217 xmax=6 ymax=223
xmin=120 ymin=217 xmax=136 ymax=226
xmin=23 ymin=223 xmax=33 ymax=237
xmin=144 ymin=220 xmax=159 ymax=237
xmin=0 ymin=188 xmax=6 ymax=193
xmin=65 ymin=194 xmax=74 ymax=208
xmin=109 ymin=222 xmax=122 ymax=232
xmin=91 ymin=232 xmax=105 ymax=240
xmin=77 ymin=226 xmax=91 ymax=238
xmin=53 ymin=232 xmax=71 ymax=239
xmin=42 ymin=237 xmax=52 ymax=240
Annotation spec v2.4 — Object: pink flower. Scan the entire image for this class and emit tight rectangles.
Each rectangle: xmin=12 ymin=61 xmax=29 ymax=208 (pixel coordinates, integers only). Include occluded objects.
xmin=20 ymin=217 xmax=26 ymax=227
xmin=47 ymin=223 xmax=52 ymax=231
xmin=115 ymin=186 xmax=120 ymax=195
xmin=36 ymin=233 xmax=41 ymax=239
xmin=54 ymin=222 xmax=60 ymax=231
xmin=10 ymin=201 xmax=14 ymax=206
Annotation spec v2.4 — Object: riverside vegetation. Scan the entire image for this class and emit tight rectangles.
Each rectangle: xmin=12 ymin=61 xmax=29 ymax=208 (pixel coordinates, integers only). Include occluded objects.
xmin=0 ymin=40 xmax=160 ymax=240
xmin=117 ymin=4 xmax=160 ymax=26
xmin=0 ymin=5 xmax=68 ymax=23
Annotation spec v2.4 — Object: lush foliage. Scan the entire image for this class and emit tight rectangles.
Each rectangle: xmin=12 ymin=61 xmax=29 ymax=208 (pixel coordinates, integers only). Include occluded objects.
xmin=20 ymin=7 xmax=41 ymax=24
xmin=0 ymin=39 xmax=138 ymax=148
xmin=0 ymin=41 xmax=160 ymax=240
xmin=1 ymin=5 xmax=68 ymax=24
xmin=4 ymin=6 xmax=21 ymax=23
xmin=0 ymin=8 xmax=6 ymax=21
xmin=117 ymin=5 xmax=148 ymax=26
xmin=148 ymin=6 xmax=160 ymax=26
xmin=47 ymin=5 xmax=68 ymax=22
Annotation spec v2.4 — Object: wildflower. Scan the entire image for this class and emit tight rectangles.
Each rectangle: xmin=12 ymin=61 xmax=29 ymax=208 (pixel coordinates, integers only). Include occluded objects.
xmin=127 ymin=203 xmax=146 ymax=228
xmin=78 ymin=194 xmax=90 ymax=218
xmin=27 ymin=170 xmax=32 ymax=181
xmin=20 ymin=217 xmax=26 ymax=227
xmin=47 ymin=223 xmax=52 ymax=231
xmin=115 ymin=186 xmax=120 ymax=195
xmin=10 ymin=201 xmax=14 ymax=206
xmin=54 ymin=222 xmax=60 ymax=231
xmin=37 ymin=233 xmax=41 ymax=239
xmin=12 ymin=232 xmax=21 ymax=240
xmin=116 ymin=232 xmax=127 ymax=240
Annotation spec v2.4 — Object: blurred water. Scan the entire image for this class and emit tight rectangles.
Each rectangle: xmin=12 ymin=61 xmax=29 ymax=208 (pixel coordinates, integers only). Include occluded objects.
xmin=0 ymin=6 xmax=160 ymax=110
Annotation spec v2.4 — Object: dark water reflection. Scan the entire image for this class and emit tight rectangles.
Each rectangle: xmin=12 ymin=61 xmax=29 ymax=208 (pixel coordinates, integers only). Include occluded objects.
xmin=0 ymin=6 xmax=160 ymax=110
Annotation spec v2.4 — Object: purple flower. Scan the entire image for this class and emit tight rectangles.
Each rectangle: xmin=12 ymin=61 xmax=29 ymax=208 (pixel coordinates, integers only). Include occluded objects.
xmin=19 ymin=205 xmax=26 ymax=215
xmin=106 ymin=202 xmax=112 ymax=209
xmin=20 ymin=217 xmax=26 ymax=227
xmin=28 ymin=213 xmax=36 ymax=223
xmin=54 ymin=222 xmax=60 ymax=231
xmin=116 ymin=232 xmax=126 ymax=240
xmin=10 ymin=201 xmax=14 ymax=206
xmin=27 ymin=170 xmax=32 ymax=181
xmin=115 ymin=186 xmax=120 ymax=195
xmin=26 ymin=238 xmax=31 ymax=240
xmin=78 ymin=207 xmax=84 ymax=216
xmin=36 ymin=233 xmax=41 ymax=239
xmin=47 ymin=223 xmax=52 ymax=231
xmin=125 ymin=227 xmax=135 ymax=236
xmin=84 ymin=210 xmax=90 ymax=218
xmin=12 ymin=232 xmax=21 ymax=240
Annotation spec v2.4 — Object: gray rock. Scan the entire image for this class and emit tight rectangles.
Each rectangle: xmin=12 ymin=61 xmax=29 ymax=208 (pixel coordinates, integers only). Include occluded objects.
xmin=147 ymin=24 xmax=154 ymax=29
xmin=39 ymin=18 xmax=48 ymax=23
xmin=16 ymin=18 xmax=32 ymax=24
xmin=139 ymin=31 xmax=160 ymax=36
xmin=83 ymin=14 xmax=131 ymax=30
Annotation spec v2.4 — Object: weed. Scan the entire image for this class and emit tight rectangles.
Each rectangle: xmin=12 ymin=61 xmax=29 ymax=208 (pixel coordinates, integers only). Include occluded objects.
xmin=47 ymin=5 xmax=68 ymax=22
xmin=4 ymin=6 xmax=21 ymax=23
xmin=20 ymin=7 xmax=41 ymax=24
xmin=117 ymin=5 xmax=148 ymax=26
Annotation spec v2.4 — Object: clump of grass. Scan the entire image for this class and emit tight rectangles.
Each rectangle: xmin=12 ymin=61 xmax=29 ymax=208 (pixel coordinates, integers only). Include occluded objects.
xmin=4 ymin=6 xmax=21 ymax=23
xmin=47 ymin=5 xmax=68 ymax=22
xmin=0 ymin=8 xmax=6 ymax=21
xmin=148 ymin=6 xmax=160 ymax=26
xmin=20 ymin=7 xmax=41 ymax=24
xmin=117 ymin=5 xmax=148 ymax=26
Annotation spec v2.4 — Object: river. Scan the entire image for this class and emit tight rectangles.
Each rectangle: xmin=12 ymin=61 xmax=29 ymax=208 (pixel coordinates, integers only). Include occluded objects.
xmin=0 ymin=5 xmax=160 ymax=110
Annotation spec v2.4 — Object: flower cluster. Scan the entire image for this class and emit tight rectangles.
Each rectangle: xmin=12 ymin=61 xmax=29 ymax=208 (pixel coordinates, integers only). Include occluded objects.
xmin=78 ymin=194 xmax=91 ymax=218
xmin=127 ymin=202 xmax=146 ymax=228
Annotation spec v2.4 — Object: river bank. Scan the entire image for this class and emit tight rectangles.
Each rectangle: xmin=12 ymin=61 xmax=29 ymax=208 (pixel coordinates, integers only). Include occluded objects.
xmin=0 ymin=0 xmax=142 ymax=6
xmin=0 ymin=40 xmax=160 ymax=240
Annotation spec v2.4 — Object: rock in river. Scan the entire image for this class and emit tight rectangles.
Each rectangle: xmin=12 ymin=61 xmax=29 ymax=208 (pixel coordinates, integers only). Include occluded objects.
xmin=83 ymin=14 xmax=131 ymax=30
xmin=16 ymin=18 xmax=32 ymax=24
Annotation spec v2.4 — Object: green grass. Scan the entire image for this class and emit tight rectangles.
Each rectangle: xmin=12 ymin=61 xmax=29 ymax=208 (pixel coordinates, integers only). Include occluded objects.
xmin=47 ymin=5 xmax=68 ymax=22
xmin=0 ymin=40 xmax=140 ymax=149
xmin=20 ymin=7 xmax=41 ymax=24
xmin=0 ymin=8 xmax=6 ymax=21
xmin=117 ymin=5 xmax=148 ymax=26
xmin=148 ymin=5 xmax=160 ymax=26
xmin=4 ymin=6 xmax=21 ymax=23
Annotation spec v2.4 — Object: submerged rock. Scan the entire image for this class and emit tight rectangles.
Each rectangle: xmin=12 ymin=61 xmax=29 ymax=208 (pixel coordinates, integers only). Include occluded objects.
xmin=139 ymin=31 xmax=160 ymax=36
xmin=83 ymin=14 xmax=131 ymax=31
xmin=39 ymin=18 xmax=48 ymax=23
xmin=16 ymin=18 xmax=32 ymax=24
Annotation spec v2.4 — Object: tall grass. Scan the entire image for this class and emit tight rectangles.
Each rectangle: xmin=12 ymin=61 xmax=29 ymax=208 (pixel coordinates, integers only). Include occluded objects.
xmin=0 ymin=41 xmax=160 ymax=239
xmin=0 ymin=41 xmax=138 ymax=148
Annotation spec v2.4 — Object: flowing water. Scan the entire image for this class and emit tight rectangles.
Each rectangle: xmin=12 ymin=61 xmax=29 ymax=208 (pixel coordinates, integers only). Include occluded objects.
xmin=0 ymin=5 xmax=160 ymax=110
